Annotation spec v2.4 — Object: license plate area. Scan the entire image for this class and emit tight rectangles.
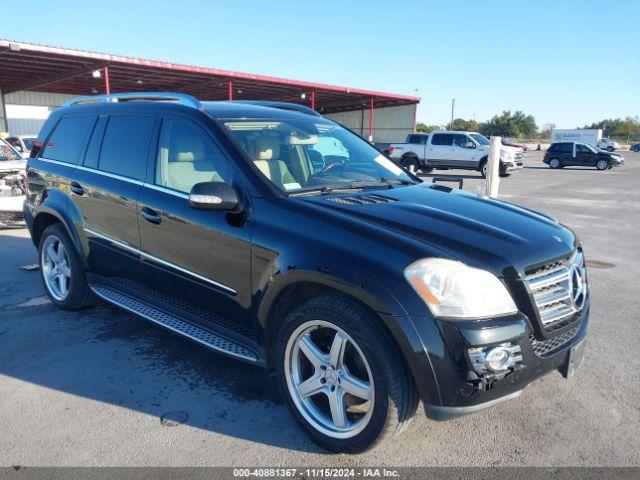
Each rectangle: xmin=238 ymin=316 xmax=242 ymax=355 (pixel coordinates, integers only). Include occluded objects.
xmin=563 ymin=338 xmax=586 ymax=378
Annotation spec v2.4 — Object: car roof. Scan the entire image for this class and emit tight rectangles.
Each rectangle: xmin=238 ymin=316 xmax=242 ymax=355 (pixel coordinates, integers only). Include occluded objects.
xmin=202 ymin=101 xmax=328 ymax=121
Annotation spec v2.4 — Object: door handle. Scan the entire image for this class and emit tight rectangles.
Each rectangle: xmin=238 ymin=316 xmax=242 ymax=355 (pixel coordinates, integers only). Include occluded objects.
xmin=70 ymin=182 xmax=85 ymax=196
xmin=141 ymin=207 xmax=161 ymax=225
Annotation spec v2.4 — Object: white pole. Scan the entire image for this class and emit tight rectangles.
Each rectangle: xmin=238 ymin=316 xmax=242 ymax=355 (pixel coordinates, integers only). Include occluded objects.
xmin=486 ymin=136 xmax=501 ymax=199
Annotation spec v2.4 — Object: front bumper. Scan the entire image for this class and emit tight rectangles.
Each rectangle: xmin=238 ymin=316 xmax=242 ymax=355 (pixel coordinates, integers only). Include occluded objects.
xmin=410 ymin=306 xmax=589 ymax=421
xmin=503 ymin=161 xmax=524 ymax=172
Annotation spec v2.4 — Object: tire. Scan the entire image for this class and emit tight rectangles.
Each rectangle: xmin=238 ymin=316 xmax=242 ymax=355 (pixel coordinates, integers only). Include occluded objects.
xmin=275 ymin=295 xmax=418 ymax=453
xmin=420 ymin=167 xmax=434 ymax=174
xmin=596 ymin=159 xmax=610 ymax=171
xmin=403 ymin=156 xmax=419 ymax=175
xmin=479 ymin=159 xmax=488 ymax=178
xmin=548 ymin=158 xmax=561 ymax=169
xmin=606 ymin=146 xmax=614 ymax=152
xmin=38 ymin=223 xmax=95 ymax=310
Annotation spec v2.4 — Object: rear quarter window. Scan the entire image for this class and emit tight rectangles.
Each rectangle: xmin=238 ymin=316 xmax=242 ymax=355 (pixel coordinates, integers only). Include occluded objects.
xmin=98 ymin=115 xmax=155 ymax=180
xmin=42 ymin=115 xmax=96 ymax=164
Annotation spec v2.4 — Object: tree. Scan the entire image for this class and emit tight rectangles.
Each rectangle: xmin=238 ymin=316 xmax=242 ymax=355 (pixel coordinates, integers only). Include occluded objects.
xmin=582 ymin=117 xmax=640 ymax=140
xmin=415 ymin=122 xmax=441 ymax=134
xmin=480 ymin=110 xmax=538 ymax=139
xmin=450 ymin=118 xmax=480 ymax=132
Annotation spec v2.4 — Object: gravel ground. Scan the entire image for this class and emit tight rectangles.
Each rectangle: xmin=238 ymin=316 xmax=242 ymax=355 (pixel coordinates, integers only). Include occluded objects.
xmin=0 ymin=151 xmax=638 ymax=467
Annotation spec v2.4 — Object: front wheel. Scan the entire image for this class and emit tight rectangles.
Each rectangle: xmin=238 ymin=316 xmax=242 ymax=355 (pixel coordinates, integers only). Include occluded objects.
xmin=596 ymin=159 xmax=610 ymax=171
xmin=276 ymin=295 xmax=418 ymax=453
xmin=606 ymin=146 xmax=614 ymax=152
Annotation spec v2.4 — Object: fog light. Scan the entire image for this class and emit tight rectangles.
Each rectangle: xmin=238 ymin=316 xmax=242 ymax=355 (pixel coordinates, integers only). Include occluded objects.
xmin=485 ymin=347 xmax=513 ymax=371
xmin=468 ymin=343 xmax=523 ymax=374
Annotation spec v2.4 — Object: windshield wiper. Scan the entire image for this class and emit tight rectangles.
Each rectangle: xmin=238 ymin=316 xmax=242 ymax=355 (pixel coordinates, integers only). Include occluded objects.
xmin=288 ymin=185 xmax=364 ymax=197
xmin=348 ymin=178 xmax=417 ymax=189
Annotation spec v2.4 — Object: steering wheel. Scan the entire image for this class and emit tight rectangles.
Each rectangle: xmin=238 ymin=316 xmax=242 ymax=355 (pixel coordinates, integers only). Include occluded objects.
xmin=317 ymin=161 xmax=346 ymax=176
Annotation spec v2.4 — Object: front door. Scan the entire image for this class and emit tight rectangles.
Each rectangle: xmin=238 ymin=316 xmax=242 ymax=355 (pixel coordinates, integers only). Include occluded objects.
xmin=575 ymin=143 xmax=598 ymax=166
xmin=137 ymin=115 xmax=253 ymax=332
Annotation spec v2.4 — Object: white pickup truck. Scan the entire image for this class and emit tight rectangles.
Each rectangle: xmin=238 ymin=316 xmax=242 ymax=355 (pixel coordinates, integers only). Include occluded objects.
xmin=387 ymin=131 xmax=524 ymax=177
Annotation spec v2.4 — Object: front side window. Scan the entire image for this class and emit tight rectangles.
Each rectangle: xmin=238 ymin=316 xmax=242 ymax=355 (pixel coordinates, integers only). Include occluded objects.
xmin=42 ymin=115 xmax=96 ymax=164
xmin=452 ymin=134 xmax=470 ymax=148
xmin=222 ymin=118 xmax=414 ymax=193
xmin=99 ymin=115 xmax=154 ymax=180
xmin=155 ymin=118 xmax=231 ymax=194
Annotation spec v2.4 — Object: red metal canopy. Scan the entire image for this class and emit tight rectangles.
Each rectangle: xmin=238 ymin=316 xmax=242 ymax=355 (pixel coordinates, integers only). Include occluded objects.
xmin=0 ymin=39 xmax=419 ymax=114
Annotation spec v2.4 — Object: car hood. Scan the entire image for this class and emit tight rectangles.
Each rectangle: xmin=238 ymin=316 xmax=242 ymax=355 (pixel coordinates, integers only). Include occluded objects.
xmin=0 ymin=159 xmax=27 ymax=172
xmin=304 ymin=184 xmax=576 ymax=278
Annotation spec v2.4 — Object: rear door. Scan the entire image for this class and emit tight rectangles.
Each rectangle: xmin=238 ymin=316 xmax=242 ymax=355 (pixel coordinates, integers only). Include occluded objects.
xmin=137 ymin=114 xmax=254 ymax=331
xmin=71 ymin=112 xmax=155 ymax=282
xmin=427 ymin=133 xmax=453 ymax=166
xmin=555 ymin=142 xmax=574 ymax=165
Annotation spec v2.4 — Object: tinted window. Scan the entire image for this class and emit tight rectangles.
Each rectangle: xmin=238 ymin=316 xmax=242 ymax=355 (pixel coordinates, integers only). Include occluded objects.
xmin=557 ymin=143 xmax=573 ymax=153
xmin=99 ymin=115 xmax=154 ymax=180
xmin=43 ymin=115 xmax=95 ymax=164
xmin=407 ymin=134 xmax=427 ymax=145
xmin=431 ymin=134 xmax=452 ymax=146
xmin=155 ymin=118 xmax=231 ymax=194
xmin=576 ymin=144 xmax=591 ymax=153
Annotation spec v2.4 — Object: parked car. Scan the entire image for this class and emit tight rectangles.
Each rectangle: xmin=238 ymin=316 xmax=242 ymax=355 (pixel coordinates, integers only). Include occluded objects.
xmin=630 ymin=143 xmax=640 ymax=152
xmin=25 ymin=93 xmax=589 ymax=453
xmin=388 ymin=131 xmax=524 ymax=177
xmin=0 ymin=138 xmax=27 ymax=179
xmin=6 ymin=135 xmax=37 ymax=159
xmin=544 ymin=142 xmax=624 ymax=170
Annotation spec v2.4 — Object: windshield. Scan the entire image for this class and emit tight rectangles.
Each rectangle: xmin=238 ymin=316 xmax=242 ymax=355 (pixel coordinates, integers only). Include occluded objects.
xmin=0 ymin=139 xmax=22 ymax=161
xmin=470 ymin=133 xmax=490 ymax=145
xmin=22 ymin=137 xmax=36 ymax=151
xmin=222 ymin=119 xmax=415 ymax=193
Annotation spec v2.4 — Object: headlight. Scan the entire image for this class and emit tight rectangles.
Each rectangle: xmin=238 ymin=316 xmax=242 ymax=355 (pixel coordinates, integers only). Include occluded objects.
xmin=404 ymin=258 xmax=518 ymax=319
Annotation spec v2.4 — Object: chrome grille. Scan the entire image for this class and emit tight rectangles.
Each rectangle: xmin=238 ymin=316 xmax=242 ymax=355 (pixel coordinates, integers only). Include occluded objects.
xmin=525 ymin=251 xmax=587 ymax=331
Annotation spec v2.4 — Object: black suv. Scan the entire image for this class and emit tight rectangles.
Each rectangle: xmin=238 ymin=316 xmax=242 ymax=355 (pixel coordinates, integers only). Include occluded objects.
xmin=544 ymin=142 xmax=624 ymax=170
xmin=24 ymin=93 xmax=590 ymax=453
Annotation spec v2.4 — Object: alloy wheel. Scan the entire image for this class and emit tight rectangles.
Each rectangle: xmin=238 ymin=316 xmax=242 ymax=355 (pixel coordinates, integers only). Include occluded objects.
xmin=549 ymin=158 xmax=560 ymax=169
xmin=284 ymin=320 xmax=375 ymax=439
xmin=596 ymin=160 xmax=609 ymax=170
xmin=41 ymin=235 xmax=71 ymax=301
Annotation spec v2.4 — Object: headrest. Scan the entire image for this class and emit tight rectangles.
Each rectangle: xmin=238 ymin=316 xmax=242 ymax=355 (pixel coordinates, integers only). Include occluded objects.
xmin=254 ymin=136 xmax=280 ymax=161
xmin=173 ymin=134 xmax=205 ymax=162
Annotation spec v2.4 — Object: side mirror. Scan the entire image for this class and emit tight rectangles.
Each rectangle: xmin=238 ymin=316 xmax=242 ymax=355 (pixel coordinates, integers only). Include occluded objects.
xmin=465 ymin=141 xmax=476 ymax=149
xmin=189 ymin=182 xmax=239 ymax=211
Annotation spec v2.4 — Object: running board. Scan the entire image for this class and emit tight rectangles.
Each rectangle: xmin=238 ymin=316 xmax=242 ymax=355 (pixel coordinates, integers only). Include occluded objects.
xmin=90 ymin=285 xmax=262 ymax=365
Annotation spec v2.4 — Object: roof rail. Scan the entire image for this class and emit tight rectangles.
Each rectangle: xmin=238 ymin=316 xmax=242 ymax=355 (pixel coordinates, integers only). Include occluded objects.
xmin=63 ymin=92 xmax=202 ymax=109
xmin=234 ymin=100 xmax=322 ymax=117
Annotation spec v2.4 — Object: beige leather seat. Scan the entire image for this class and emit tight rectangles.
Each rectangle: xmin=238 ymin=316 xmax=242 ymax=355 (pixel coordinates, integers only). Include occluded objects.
xmin=252 ymin=136 xmax=297 ymax=189
xmin=164 ymin=134 xmax=222 ymax=193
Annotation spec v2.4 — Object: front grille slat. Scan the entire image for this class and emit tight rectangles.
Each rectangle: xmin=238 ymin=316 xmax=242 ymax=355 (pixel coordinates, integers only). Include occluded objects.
xmin=524 ymin=250 xmax=587 ymax=343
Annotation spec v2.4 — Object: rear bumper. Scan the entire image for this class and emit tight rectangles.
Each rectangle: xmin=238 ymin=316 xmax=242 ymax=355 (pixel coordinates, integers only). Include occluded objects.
xmin=405 ymin=306 xmax=589 ymax=421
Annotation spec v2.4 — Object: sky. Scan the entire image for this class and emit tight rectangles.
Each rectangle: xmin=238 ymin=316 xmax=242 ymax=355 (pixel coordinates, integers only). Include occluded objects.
xmin=1 ymin=0 xmax=638 ymax=129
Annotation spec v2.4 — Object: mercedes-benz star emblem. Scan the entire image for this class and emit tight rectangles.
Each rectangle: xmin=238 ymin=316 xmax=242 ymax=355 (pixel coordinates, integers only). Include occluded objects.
xmin=569 ymin=265 xmax=587 ymax=309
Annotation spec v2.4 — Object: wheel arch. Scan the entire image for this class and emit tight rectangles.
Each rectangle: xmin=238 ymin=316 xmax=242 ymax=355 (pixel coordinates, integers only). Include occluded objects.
xmin=257 ymin=270 xmax=439 ymax=404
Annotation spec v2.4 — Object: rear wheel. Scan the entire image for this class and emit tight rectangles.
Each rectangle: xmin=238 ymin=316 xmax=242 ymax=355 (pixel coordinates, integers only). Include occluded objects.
xmin=276 ymin=295 xmax=418 ymax=453
xmin=548 ymin=158 xmax=561 ymax=169
xmin=38 ymin=223 xmax=95 ymax=310
xmin=596 ymin=159 xmax=610 ymax=171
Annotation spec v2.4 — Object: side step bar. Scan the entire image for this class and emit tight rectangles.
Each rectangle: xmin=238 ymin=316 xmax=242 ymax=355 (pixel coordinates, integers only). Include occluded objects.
xmin=90 ymin=285 xmax=262 ymax=365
